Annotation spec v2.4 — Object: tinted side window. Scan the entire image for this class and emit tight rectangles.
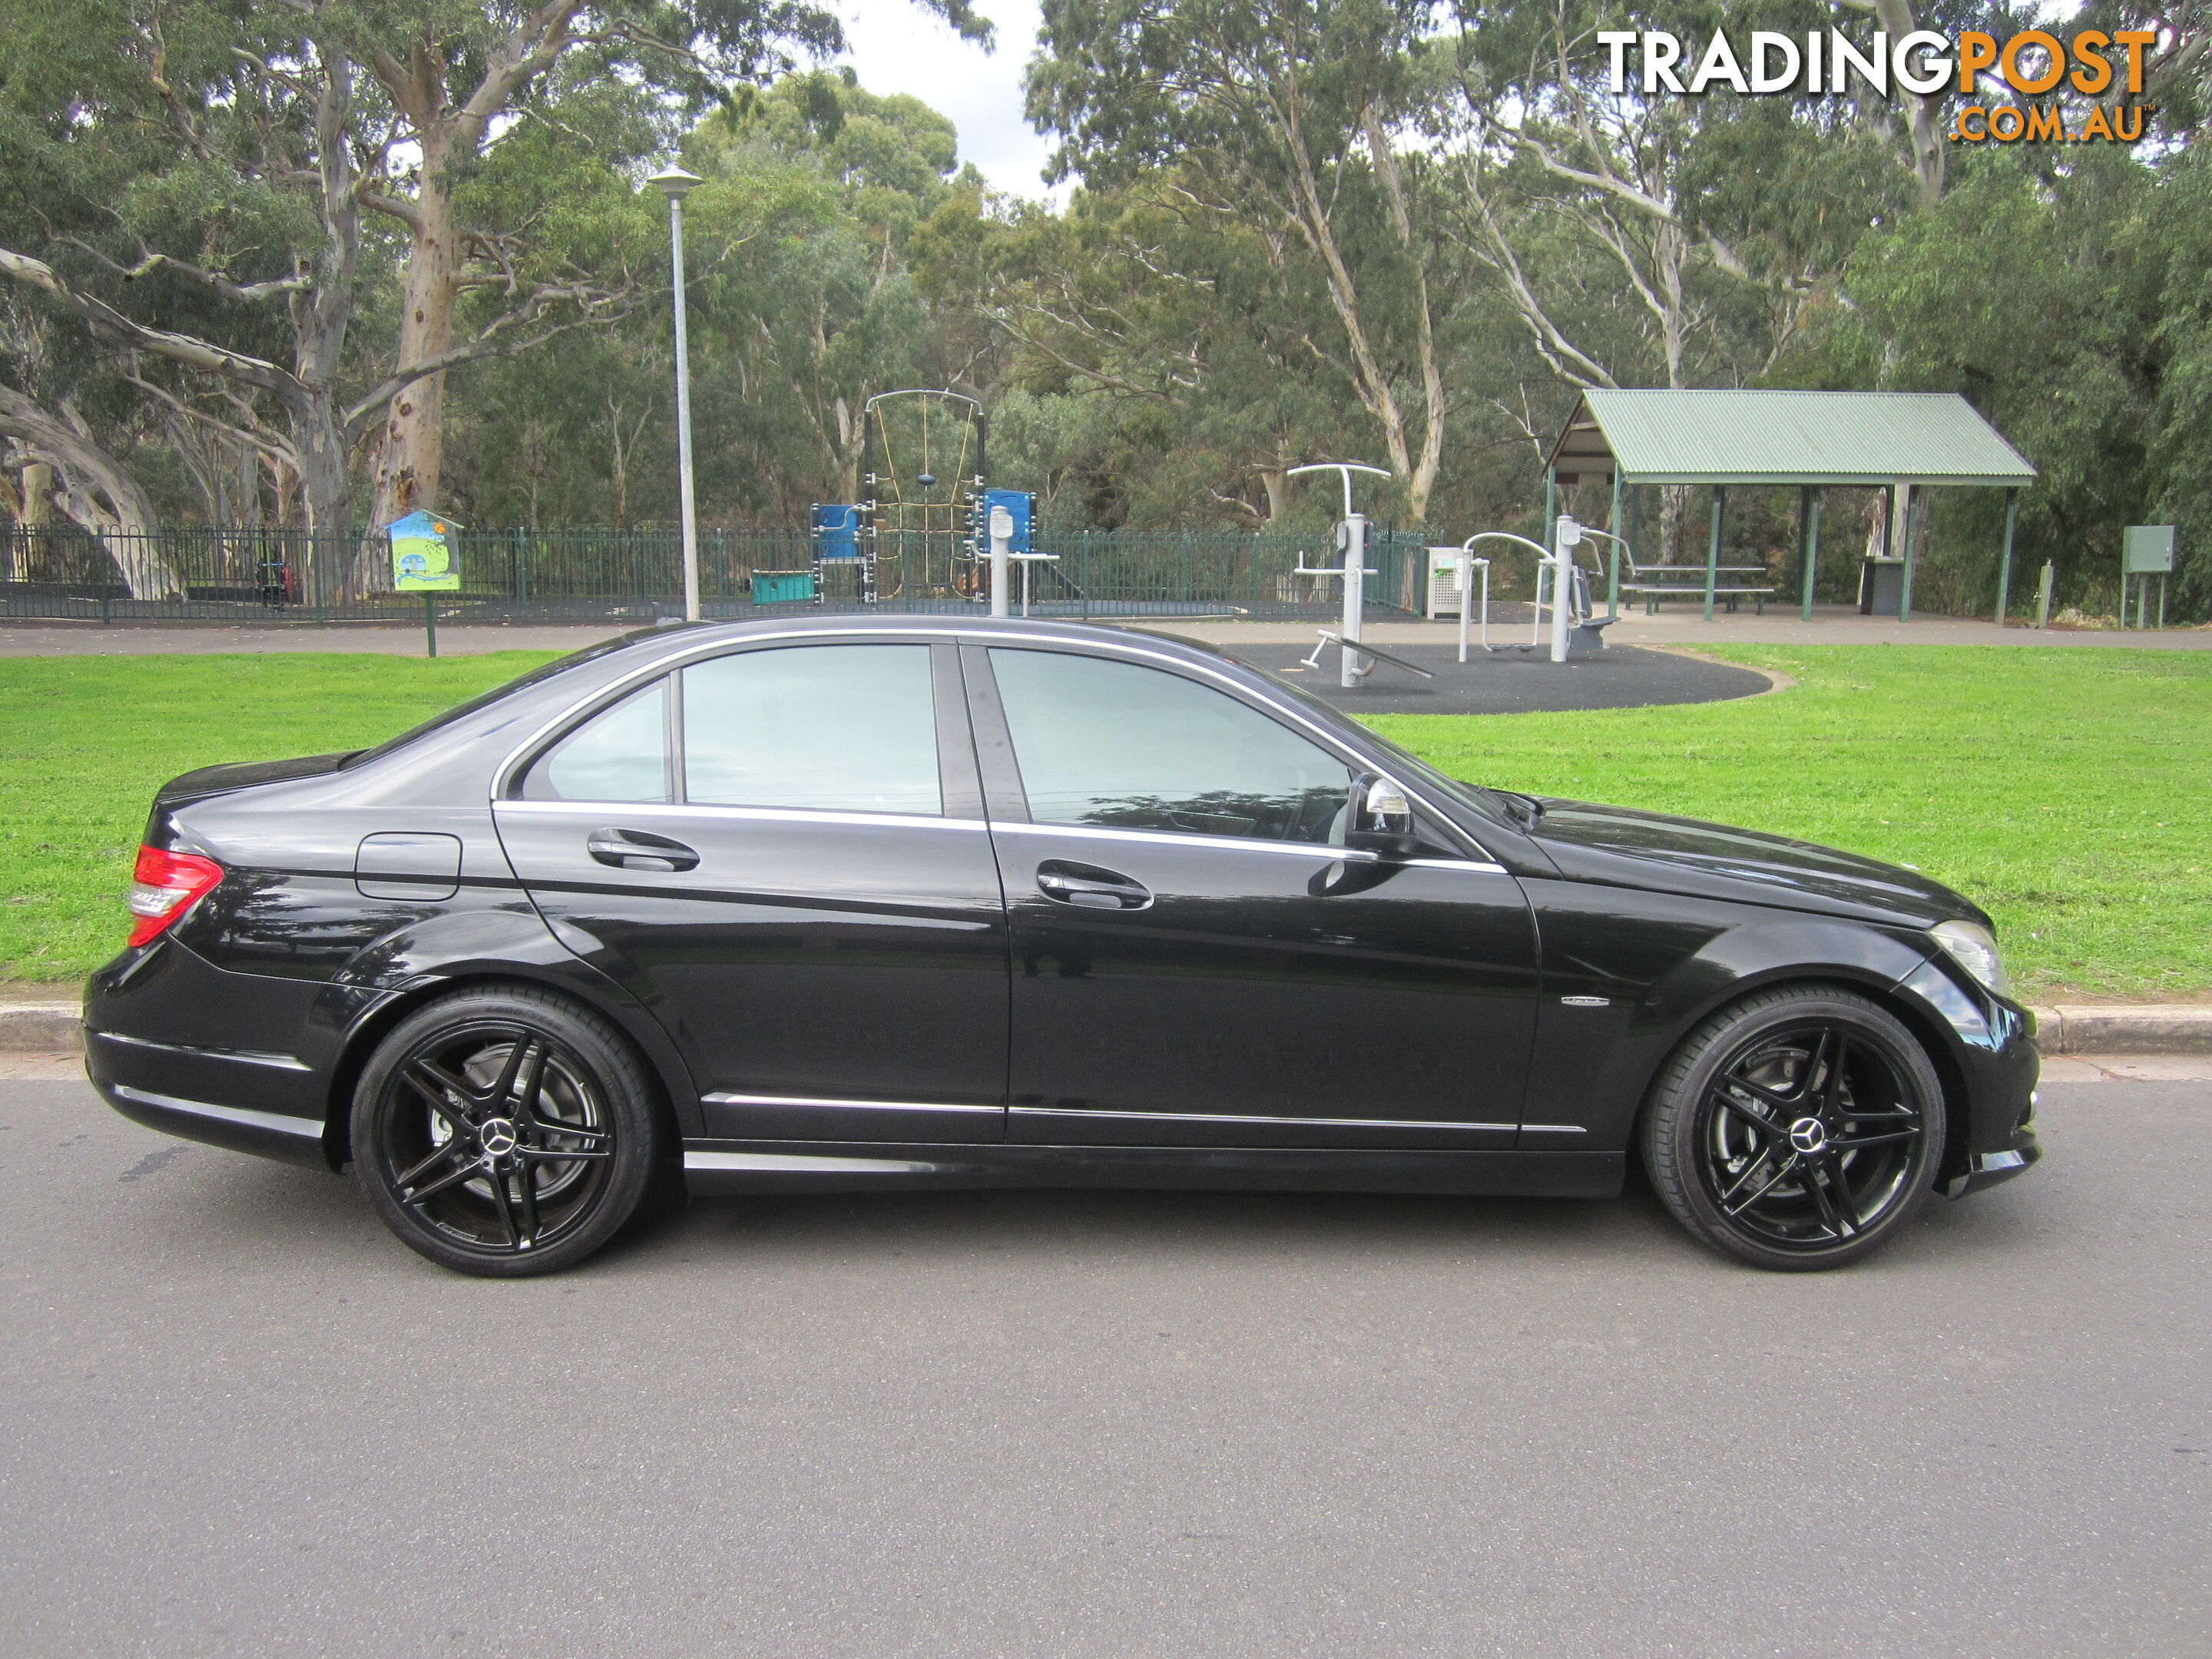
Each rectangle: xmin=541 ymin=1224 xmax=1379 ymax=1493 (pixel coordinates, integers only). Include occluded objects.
xmin=683 ymin=644 xmax=940 ymax=815
xmin=988 ymin=650 xmax=1351 ymax=843
xmin=522 ymin=679 xmax=671 ymax=802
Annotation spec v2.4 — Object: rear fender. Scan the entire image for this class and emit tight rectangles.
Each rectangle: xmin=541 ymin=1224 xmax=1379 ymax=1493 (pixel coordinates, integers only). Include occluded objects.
xmin=314 ymin=905 xmax=704 ymax=1169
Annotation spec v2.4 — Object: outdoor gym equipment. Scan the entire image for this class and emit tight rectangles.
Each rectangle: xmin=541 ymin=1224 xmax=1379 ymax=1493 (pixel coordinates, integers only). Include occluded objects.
xmin=1427 ymin=543 xmax=1493 ymax=661
xmin=1299 ymin=631 xmax=1434 ymax=681
xmin=1288 ymin=462 xmax=1391 ymax=687
xmin=862 ymin=389 xmax=985 ymax=605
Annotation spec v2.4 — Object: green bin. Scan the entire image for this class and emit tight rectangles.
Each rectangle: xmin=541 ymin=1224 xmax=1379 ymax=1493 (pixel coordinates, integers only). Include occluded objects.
xmin=751 ymin=571 xmax=816 ymax=604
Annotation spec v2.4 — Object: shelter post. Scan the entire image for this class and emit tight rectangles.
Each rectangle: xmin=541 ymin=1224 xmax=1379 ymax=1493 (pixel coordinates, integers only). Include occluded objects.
xmin=1608 ymin=469 xmax=1623 ymax=619
xmin=1799 ymin=485 xmax=1822 ymax=621
xmin=1704 ymin=486 xmax=1724 ymax=621
xmin=1995 ymin=488 xmax=2019 ymax=624
xmin=1897 ymin=483 xmax=1918 ymax=621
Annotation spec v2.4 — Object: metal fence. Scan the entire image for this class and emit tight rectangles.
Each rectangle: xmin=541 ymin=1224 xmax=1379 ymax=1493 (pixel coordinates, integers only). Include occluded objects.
xmin=0 ymin=523 xmax=1433 ymax=625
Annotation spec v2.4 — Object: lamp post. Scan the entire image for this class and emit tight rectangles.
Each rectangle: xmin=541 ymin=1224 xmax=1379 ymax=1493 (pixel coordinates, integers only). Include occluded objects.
xmin=647 ymin=165 xmax=704 ymax=621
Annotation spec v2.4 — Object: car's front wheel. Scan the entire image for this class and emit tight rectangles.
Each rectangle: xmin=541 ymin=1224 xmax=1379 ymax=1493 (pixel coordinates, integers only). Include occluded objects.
xmin=351 ymin=985 xmax=661 ymax=1277
xmin=1641 ymin=985 xmax=1946 ymax=1271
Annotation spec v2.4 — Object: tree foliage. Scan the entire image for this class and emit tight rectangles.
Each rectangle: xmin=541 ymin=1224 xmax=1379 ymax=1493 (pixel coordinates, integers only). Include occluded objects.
xmin=2 ymin=0 xmax=2207 ymax=616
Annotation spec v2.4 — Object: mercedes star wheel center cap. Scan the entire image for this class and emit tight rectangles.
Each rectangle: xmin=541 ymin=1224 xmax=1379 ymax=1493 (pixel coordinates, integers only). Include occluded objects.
xmin=1789 ymin=1117 xmax=1828 ymax=1155
xmin=479 ymin=1118 xmax=519 ymax=1157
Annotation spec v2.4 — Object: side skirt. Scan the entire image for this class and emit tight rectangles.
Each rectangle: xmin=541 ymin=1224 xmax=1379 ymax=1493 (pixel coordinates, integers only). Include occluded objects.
xmin=681 ymin=1140 xmax=1624 ymax=1200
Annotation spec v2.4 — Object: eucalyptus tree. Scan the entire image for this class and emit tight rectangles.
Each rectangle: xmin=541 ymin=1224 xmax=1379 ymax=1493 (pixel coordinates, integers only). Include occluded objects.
xmin=328 ymin=0 xmax=989 ymax=543
xmin=1029 ymin=0 xmax=1461 ymax=520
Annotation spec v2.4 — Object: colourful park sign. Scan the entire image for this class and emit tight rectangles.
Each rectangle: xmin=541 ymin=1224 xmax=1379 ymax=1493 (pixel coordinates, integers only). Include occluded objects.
xmin=388 ymin=510 xmax=461 ymax=592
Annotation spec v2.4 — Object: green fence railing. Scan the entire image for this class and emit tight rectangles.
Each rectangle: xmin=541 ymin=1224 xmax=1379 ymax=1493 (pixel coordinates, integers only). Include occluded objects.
xmin=0 ymin=523 xmax=1432 ymax=624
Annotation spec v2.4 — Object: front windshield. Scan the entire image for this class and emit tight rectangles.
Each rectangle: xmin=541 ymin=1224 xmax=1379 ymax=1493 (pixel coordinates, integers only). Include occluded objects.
xmin=339 ymin=626 xmax=679 ymax=768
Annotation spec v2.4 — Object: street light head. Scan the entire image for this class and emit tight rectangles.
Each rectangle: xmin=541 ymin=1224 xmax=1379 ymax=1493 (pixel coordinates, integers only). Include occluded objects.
xmin=645 ymin=165 xmax=704 ymax=200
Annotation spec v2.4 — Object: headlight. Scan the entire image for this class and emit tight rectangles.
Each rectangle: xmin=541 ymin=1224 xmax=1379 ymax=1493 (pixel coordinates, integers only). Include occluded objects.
xmin=1931 ymin=919 xmax=2008 ymax=996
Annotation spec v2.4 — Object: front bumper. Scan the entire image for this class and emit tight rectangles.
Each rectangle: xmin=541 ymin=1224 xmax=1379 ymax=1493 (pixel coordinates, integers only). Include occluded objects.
xmin=1897 ymin=959 xmax=2042 ymax=1200
xmin=1943 ymin=1134 xmax=2041 ymax=1198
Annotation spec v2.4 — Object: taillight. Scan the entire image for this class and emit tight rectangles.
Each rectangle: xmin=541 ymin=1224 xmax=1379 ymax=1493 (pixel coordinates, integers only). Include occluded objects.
xmin=126 ymin=846 xmax=225 ymax=948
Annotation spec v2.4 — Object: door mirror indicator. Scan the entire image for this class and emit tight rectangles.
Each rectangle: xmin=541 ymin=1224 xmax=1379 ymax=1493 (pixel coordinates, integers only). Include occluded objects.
xmin=1346 ymin=774 xmax=1421 ymax=859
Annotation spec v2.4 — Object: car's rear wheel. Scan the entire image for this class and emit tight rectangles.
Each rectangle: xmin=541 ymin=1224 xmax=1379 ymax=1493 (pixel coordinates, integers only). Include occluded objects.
xmin=1641 ymin=985 xmax=1945 ymax=1271
xmin=351 ymin=985 xmax=661 ymax=1277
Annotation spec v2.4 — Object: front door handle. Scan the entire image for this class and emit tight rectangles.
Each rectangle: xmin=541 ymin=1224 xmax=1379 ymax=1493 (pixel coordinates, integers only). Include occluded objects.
xmin=1036 ymin=860 xmax=1152 ymax=911
xmin=588 ymin=827 xmax=700 ymax=873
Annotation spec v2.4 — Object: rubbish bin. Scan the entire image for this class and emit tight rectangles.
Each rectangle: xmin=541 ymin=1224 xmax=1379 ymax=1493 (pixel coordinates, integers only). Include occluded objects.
xmin=751 ymin=571 xmax=816 ymax=604
xmin=1859 ymin=557 xmax=1906 ymax=615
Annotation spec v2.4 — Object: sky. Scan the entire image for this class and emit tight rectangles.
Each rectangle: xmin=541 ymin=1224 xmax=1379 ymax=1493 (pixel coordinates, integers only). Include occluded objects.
xmin=837 ymin=0 xmax=1062 ymax=201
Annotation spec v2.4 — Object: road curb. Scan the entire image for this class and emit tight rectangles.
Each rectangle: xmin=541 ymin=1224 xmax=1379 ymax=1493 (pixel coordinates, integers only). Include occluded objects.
xmin=0 ymin=1002 xmax=84 ymax=1052
xmin=5 ymin=995 xmax=2210 ymax=1055
xmin=2029 ymin=1004 xmax=2212 ymax=1055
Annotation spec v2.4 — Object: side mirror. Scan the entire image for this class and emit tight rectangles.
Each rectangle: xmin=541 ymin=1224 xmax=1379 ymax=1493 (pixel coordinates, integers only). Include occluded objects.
xmin=1345 ymin=774 xmax=1421 ymax=859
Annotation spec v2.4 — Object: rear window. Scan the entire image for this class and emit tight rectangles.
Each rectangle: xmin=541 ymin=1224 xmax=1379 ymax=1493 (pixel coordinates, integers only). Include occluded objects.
xmin=339 ymin=629 xmax=672 ymax=769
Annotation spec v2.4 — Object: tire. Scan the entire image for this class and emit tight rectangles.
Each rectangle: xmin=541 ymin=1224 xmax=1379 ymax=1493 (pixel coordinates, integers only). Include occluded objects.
xmin=351 ymin=985 xmax=662 ymax=1277
xmin=1641 ymin=985 xmax=1947 ymax=1272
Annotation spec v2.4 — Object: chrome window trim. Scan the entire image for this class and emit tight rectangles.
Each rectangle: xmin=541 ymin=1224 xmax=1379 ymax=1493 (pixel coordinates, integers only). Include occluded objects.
xmin=988 ymin=820 xmax=1376 ymax=863
xmin=495 ymin=798 xmax=983 ymax=834
xmin=113 ymin=1084 xmax=323 ymax=1138
xmin=1008 ymin=1105 xmax=1518 ymax=1134
xmin=92 ymin=1031 xmax=310 ymax=1072
xmin=684 ymin=1151 xmax=944 ymax=1174
xmin=487 ymin=624 xmax=1508 ymax=866
xmin=703 ymin=1091 xmax=1002 ymax=1115
xmin=988 ymin=822 xmax=1509 ymax=874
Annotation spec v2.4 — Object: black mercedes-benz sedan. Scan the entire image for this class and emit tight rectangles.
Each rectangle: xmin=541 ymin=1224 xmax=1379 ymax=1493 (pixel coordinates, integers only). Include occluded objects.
xmin=86 ymin=616 xmax=2039 ymax=1276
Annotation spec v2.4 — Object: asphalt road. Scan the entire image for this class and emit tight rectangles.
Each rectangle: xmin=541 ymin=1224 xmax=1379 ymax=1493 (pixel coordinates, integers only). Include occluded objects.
xmin=2 ymin=1075 xmax=2206 ymax=1658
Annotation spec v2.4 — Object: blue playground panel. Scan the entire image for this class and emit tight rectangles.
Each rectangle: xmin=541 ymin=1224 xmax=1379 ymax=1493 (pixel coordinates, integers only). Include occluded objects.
xmin=982 ymin=489 xmax=1037 ymax=556
xmin=810 ymin=503 xmax=865 ymax=561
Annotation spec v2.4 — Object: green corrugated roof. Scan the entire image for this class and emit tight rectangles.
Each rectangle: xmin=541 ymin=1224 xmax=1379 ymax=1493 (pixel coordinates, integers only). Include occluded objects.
xmin=1548 ymin=390 xmax=2035 ymax=486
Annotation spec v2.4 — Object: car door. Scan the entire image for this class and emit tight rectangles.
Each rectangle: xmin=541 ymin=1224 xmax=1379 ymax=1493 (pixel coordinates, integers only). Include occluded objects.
xmin=493 ymin=637 xmax=1009 ymax=1144
xmin=965 ymin=641 xmax=1540 ymax=1150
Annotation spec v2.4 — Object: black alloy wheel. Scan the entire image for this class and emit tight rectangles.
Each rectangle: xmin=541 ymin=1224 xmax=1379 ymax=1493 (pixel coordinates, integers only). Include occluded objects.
xmin=352 ymin=986 xmax=661 ymax=1277
xmin=1642 ymin=985 xmax=1946 ymax=1271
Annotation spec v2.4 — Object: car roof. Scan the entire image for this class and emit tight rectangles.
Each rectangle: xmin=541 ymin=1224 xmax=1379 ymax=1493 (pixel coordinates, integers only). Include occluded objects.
xmin=604 ymin=612 xmax=1230 ymax=667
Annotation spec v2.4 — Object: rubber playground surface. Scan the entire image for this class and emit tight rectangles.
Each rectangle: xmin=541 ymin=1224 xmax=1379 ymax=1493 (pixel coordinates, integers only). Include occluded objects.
xmin=1229 ymin=640 xmax=1773 ymax=714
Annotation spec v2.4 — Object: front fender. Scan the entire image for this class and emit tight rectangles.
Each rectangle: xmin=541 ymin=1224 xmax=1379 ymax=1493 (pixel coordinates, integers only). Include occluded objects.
xmin=1520 ymin=879 xmax=1943 ymax=1151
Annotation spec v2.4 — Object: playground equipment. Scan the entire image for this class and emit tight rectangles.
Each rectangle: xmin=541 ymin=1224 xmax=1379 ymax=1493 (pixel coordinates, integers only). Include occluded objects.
xmin=862 ymin=390 xmax=986 ymax=605
xmin=1298 ymin=630 xmax=1434 ymax=681
xmin=981 ymin=488 xmax=1058 ymax=617
xmin=1427 ymin=545 xmax=1492 ymax=661
xmin=1288 ymin=462 xmax=1391 ymax=687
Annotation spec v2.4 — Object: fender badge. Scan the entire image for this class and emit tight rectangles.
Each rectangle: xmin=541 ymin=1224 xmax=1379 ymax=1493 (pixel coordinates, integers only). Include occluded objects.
xmin=1559 ymin=996 xmax=1611 ymax=1008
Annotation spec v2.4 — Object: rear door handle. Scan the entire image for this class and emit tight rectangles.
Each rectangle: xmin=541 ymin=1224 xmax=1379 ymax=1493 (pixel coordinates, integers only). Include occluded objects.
xmin=1036 ymin=860 xmax=1152 ymax=911
xmin=588 ymin=827 xmax=700 ymax=873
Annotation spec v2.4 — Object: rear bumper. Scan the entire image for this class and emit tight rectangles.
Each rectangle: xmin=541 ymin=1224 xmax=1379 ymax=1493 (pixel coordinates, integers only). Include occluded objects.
xmin=94 ymin=1075 xmax=330 ymax=1169
xmin=84 ymin=938 xmax=334 ymax=1167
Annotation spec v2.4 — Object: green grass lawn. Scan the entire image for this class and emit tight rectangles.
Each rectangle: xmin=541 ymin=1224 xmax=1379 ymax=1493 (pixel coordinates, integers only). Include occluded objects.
xmin=2 ymin=644 xmax=2206 ymax=998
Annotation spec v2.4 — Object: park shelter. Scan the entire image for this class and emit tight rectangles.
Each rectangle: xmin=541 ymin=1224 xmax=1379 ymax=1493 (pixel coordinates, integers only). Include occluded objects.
xmin=1544 ymin=389 xmax=2038 ymax=621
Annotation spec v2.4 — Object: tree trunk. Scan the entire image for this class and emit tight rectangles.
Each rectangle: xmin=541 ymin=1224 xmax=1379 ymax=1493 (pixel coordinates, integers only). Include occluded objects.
xmin=359 ymin=130 xmax=460 ymax=591
xmin=0 ymin=384 xmax=180 ymax=598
